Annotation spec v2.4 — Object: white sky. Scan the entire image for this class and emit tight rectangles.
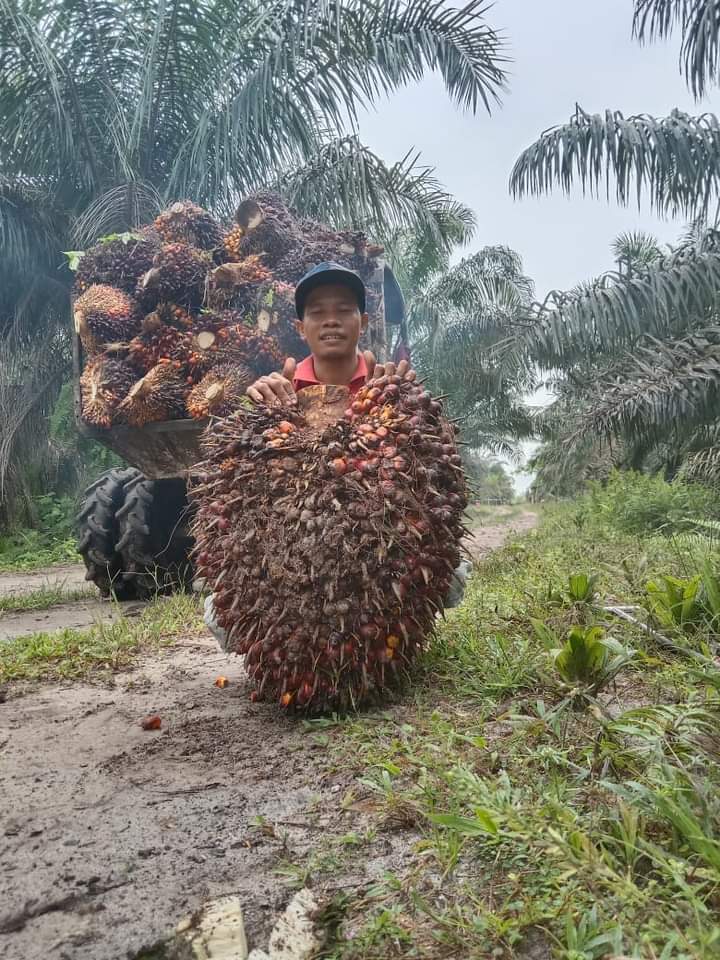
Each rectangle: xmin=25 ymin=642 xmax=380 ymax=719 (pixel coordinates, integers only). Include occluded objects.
xmin=356 ymin=0 xmax=720 ymax=493
xmin=357 ymin=0 xmax=720 ymax=299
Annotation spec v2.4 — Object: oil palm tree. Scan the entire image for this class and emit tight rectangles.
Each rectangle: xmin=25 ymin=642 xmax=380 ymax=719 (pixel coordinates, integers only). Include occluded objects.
xmin=390 ymin=237 xmax=537 ymax=456
xmin=507 ymin=1 xmax=720 ymax=484
xmin=0 ymin=0 xmax=508 ymax=522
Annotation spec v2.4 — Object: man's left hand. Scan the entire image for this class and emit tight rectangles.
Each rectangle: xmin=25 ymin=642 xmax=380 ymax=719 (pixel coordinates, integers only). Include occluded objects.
xmin=362 ymin=351 xmax=416 ymax=384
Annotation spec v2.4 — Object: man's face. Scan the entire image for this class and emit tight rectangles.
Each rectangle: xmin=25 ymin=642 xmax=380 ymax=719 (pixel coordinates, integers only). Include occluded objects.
xmin=297 ymin=283 xmax=368 ymax=361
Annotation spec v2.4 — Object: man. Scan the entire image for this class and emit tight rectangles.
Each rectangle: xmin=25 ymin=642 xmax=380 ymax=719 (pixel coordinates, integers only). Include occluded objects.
xmin=246 ymin=261 xmax=413 ymax=403
xmin=246 ymin=261 xmax=471 ymax=610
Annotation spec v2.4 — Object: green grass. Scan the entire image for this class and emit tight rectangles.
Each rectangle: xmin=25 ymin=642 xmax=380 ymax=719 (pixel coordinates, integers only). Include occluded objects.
xmin=0 ymin=584 xmax=96 ymax=613
xmin=0 ymin=593 xmax=203 ymax=683
xmin=290 ymin=504 xmax=720 ymax=959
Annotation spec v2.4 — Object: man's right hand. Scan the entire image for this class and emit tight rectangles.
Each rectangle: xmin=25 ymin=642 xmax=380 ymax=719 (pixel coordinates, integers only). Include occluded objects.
xmin=247 ymin=357 xmax=297 ymax=406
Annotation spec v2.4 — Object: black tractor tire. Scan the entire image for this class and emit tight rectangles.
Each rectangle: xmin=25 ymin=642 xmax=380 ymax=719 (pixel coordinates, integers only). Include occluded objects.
xmin=116 ymin=475 xmax=195 ymax=600
xmin=76 ymin=467 xmax=142 ymax=599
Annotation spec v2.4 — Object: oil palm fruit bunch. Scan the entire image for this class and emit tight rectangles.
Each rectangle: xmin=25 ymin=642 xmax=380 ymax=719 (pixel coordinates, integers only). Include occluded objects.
xmin=74 ymin=233 xmax=159 ymax=295
xmin=185 ymin=316 xmax=284 ymax=377
xmin=137 ymin=242 xmax=211 ymax=310
xmin=79 ymin=355 xmax=136 ymax=427
xmin=235 ymin=192 xmax=301 ymax=266
xmin=191 ymin=371 xmax=468 ymax=713
xmin=74 ymin=285 xmax=142 ymax=356
xmin=128 ymin=324 xmax=194 ymax=374
xmin=154 ymin=201 xmax=223 ymax=251
xmin=117 ymin=360 xmax=189 ymax=426
xmin=187 ymin=363 xmax=255 ymax=419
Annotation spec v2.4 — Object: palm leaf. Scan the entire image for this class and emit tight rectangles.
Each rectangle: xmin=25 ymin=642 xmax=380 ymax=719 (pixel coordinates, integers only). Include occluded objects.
xmin=516 ymin=238 xmax=720 ymax=369
xmin=633 ymin=0 xmax=720 ymax=98
xmin=509 ymin=105 xmax=720 ymax=219
xmin=568 ymin=329 xmax=720 ymax=446
xmin=276 ymin=136 xmax=477 ymax=243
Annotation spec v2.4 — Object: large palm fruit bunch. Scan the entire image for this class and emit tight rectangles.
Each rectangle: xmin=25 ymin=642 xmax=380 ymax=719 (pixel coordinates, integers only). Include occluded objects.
xmin=137 ymin=243 xmax=211 ymax=310
xmin=74 ymin=285 xmax=142 ymax=356
xmin=154 ymin=201 xmax=224 ymax=251
xmin=79 ymin=355 xmax=137 ymax=428
xmin=190 ymin=372 xmax=468 ymax=713
xmin=128 ymin=324 xmax=194 ymax=374
xmin=117 ymin=361 xmax=188 ymax=426
xmin=235 ymin=192 xmax=302 ymax=264
xmin=186 ymin=315 xmax=284 ymax=376
xmin=74 ymin=233 xmax=159 ymax=294
xmin=187 ymin=363 xmax=255 ymax=419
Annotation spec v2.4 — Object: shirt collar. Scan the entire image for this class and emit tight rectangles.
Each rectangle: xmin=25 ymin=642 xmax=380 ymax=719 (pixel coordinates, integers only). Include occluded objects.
xmin=294 ymin=352 xmax=368 ymax=387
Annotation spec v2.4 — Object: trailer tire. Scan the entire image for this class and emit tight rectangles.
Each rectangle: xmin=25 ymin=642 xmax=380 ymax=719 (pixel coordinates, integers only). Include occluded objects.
xmin=76 ymin=467 xmax=142 ymax=599
xmin=116 ymin=476 xmax=194 ymax=600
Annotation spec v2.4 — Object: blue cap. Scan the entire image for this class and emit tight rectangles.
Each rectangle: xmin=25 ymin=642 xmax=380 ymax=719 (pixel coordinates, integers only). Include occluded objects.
xmin=295 ymin=261 xmax=366 ymax=318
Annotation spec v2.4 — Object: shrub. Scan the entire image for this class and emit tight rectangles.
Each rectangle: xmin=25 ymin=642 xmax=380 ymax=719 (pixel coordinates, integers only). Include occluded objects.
xmin=589 ymin=470 xmax=720 ymax=536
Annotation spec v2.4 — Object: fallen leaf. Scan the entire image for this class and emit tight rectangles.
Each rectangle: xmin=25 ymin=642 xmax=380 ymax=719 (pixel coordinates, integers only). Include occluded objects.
xmin=214 ymin=676 xmax=229 ymax=688
xmin=141 ymin=715 xmax=162 ymax=731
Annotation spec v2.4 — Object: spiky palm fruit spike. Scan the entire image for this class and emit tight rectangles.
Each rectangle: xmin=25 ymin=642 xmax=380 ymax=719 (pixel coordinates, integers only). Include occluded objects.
xmin=79 ymin=355 xmax=136 ymax=428
xmin=186 ymin=363 xmax=254 ymax=419
xmin=190 ymin=373 xmax=469 ymax=714
xmin=137 ymin=242 xmax=211 ymax=311
xmin=74 ymin=285 xmax=142 ymax=356
xmin=117 ymin=360 xmax=189 ymax=427
xmin=154 ymin=201 xmax=223 ymax=251
xmin=74 ymin=235 xmax=159 ymax=295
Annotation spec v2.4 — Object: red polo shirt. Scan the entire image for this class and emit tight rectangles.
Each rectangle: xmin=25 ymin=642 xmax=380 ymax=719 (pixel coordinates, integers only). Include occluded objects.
xmin=293 ymin=353 xmax=368 ymax=395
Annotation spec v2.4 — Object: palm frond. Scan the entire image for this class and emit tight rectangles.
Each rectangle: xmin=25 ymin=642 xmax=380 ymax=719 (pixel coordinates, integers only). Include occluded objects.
xmin=633 ymin=0 xmax=720 ymax=98
xmin=570 ymin=329 xmax=720 ymax=446
xmin=71 ymin=182 xmax=163 ymax=246
xmin=612 ymin=231 xmax=664 ymax=272
xmin=2 ymin=0 xmax=508 ymax=212
xmin=510 ymin=105 xmax=720 ymax=219
xmin=276 ymin=136 xmax=476 ymax=243
xmin=519 ymin=237 xmax=720 ymax=369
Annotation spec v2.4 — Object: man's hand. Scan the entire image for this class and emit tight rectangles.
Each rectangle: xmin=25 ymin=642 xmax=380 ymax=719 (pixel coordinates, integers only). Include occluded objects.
xmin=365 ymin=354 xmax=416 ymax=384
xmin=247 ymin=357 xmax=297 ymax=406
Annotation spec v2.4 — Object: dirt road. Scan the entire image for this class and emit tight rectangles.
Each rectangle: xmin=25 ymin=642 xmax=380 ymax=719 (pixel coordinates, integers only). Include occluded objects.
xmin=0 ymin=563 xmax=88 ymax=598
xmin=0 ymin=514 xmax=539 ymax=959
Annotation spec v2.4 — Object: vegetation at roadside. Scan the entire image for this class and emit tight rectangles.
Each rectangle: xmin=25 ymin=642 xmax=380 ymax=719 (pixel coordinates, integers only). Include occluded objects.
xmin=0 ymin=593 xmax=202 ymax=683
xmin=0 ymin=493 xmax=80 ymax=570
xmin=273 ymin=490 xmax=720 ymax=959
xmin=0 ymin=584 xmax=95 ymax=613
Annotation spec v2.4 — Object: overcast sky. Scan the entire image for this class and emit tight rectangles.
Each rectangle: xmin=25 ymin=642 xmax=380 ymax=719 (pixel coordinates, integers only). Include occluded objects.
xmin=357 ymin=0 xmax=720 ymax=299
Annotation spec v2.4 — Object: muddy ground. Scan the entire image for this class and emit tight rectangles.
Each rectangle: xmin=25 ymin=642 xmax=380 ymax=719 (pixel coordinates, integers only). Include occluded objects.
xmin=0 ymin=513 xmax=538 ymax=959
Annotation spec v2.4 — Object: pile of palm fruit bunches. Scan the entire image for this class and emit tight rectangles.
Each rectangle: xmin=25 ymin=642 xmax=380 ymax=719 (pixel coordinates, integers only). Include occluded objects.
xmin=74 ymin=193 xmax=384 ymax=428
xmin=191 ymin=374 xmax=469 ymax=713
